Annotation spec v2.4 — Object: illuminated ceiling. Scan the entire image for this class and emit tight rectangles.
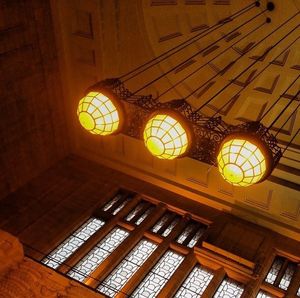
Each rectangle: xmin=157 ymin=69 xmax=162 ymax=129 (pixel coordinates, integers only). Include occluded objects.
xmin=51 ymin=0 xmax=300 ymax=240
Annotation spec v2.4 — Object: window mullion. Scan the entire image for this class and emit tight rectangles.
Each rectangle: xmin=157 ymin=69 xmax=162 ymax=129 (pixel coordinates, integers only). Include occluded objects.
xmin=128 ymin=202 xmax=151 ymax=224
xmin=274 ymin=259 xmax=289 ymax=287
xmin=118 ymin=215 xmax=189 ymax=297
xmin=156 ymin=251 xmax=197 ymax=298
xmin=201 ymin=268 xmax=226 ymax=298
xmin=157 ymin=213 xmax=177 ymax=234
xmin=182 ymin=224 xmax=200 ymax=246
xmin=240 ymin=246 xmax=276 ymax=298
xmin=286 ymin=264 xmax=300 ymax=296
xmin=58 ymin=195 xmax=142 ymax=274
xmin=84 ymin=203 xmax=167 ymax=288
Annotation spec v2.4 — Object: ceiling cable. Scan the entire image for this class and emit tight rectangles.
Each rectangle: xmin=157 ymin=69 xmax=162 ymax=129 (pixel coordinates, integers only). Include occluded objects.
xmin=282 ymin=127 xmax=300 ymax=155
xmin=192 ymin=12 xmax=300 ymax=113
xmin=259 ymin=73 xmax=300 ymax=122
xmin=267 ymin=89 xmax=300 ymax=130
xmin=274 ymin=101 xmax=300 ymax=137
xmin=130 ymin=9 xmax=267 ymax=95
xmin=156 ymin=20 xmax=266 ymax=100
xmin=120 ymin=2 xmax=257 ymax=82
xmin=212 ymin=34 xmax=300 ymax=118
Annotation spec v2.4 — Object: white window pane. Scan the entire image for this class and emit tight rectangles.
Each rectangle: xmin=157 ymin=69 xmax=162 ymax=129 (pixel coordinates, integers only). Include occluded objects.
xmin=42 ymin=217 xmax=104 ymax=269
xmin=187 ymin=227 xmax=206 ymax=248
xmin=103 ymin=194 xmax=123 ymax=211
xmin=131 ymin=250 xmax=184 ymax=298
xmin=112 ymin=199 xmax=130 ymax=215
xmin=98 ymin=239 xmax=157 ymax=297
xmin=151 ymin=213 xmax=171 ymax=233
xmin=256 ymin=290 xmax=274 ymax=298
xmin=177 ymin=223 xmax=197 ymax=244
xmin=175 ymin=265 xmax=214 ymax=297
xmin=135 ymin=207 xmax=154 ymax=225
xmin=162 ymin=217 xmax=180 ymax=237
xmin=265 ymin=257 xmax=284 ymax=284
xmin=125 ymin=202 xmax=145 ymax=221
xmin=214 ymin=278 xmax=244 ymax=298
xmin=67 ymin=227 xmax=129 ymax=282
xmin=279 ymin=263 xmax=296 ymax=290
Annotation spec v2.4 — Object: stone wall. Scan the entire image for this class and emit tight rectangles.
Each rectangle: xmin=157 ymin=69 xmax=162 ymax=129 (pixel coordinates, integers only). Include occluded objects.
xmin=0 ymin=229 xmax=104 ymax=298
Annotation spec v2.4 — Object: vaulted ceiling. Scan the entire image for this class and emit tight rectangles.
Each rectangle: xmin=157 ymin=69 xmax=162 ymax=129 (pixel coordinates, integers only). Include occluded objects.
xmin=50 ymin=0 xmax=300 ymax=240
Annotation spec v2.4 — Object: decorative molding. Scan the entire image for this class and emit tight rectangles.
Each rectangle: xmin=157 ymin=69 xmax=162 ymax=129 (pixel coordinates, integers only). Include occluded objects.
xmin=159 ymin=32 xmax=182 ymax=42
xmin=254 ymin=75 xmax=280 ymax=94
xmin=72 ymin=10 xmax=94 ymax=39
xmin=190 ymin=24 xmax=209 ymax=33
xmin=202 ymin=45 xmax=220 ymax=57
xmin=232 ymin=70 xmax=257 ymax=87
xmin=233 ymin=42 xmax=255 ymax=55
xmin=185 ymin=0 xmax=206 ymax=5
xmin=244 ymin=190 xmax=273 ymax=211
xmin=271 ymin=50 xmax=290 ymax=67
xmin=174 ymin=59 xmax=196 ymax=73
xmin=213 ymin=0 xmax=230 ymax=5
xmin=223 ymin=31 xmax=241 ymax=42
xmin=151 ymin=0 xmax=177 ymax=6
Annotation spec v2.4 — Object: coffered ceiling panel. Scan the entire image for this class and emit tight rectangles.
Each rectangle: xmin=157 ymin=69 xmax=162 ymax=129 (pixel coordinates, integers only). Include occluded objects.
xmin=51 ymin=0 xmax=300 ymax=240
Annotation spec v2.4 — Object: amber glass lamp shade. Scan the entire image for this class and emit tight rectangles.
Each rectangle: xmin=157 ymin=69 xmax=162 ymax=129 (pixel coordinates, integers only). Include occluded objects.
xmin=143 ymin=111 xmax=191 ymax=160
xmin=217 ymin=135 xmax=271 ymax=187
xmin=77 ymin=91 xmax=122 ymax=135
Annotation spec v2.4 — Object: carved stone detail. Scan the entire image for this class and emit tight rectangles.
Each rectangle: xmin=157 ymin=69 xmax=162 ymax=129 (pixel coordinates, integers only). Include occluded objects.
xmin=0 ymin=230 xmax=103 ymax=298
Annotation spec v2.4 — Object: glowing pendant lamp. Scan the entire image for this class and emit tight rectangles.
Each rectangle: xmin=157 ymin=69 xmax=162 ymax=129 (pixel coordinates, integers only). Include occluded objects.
xmin=77 ymin=90 xmax=123 ymax=136
xmin=217 ymin=134 xmax=272 ymax=187
xmin=143 ymin=111 xmax=191 ymax=160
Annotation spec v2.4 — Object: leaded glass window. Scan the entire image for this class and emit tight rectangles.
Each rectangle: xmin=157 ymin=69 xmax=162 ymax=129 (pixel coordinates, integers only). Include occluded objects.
xmin=112 ymin=198 xmax=130 ymax=215
xmin=97 ymin=239 xmax=157 ymax=297
xmin=162 ymin=217 xmax=180 ymax=237
xmin=176 ymin=222 xmax=206 ymax=248
xmin=42 ymin=217 xmax=105 ymax=269
xmin=213 ymin=278 xmax=244 ymax=298
xmin=187 ymin=227 xmax=206 ymax=248
xmin=151 ymin=213 xmax=172 ymax=233
xmin=135 ymin=206 xmax=154 ymax=225
xmin=125 ymin=202 xmax=146 ymax=221
xmin=67 ymin=227 xmax=129 ymax=282
xmin=265 ymin=257 xmax=284 ymax=284
xmin=279 ymin=262 xmax=296 ymax=290
xmin=177 ymin=223 xmax=197 ymax=244
xmin=131 ymin=250 xmax=184 ymax=298
xmin=174 ymin=265 xmax=214 ymax=297
xmin=103 ymin=193 xmax=123 ymax=211
xmin=256 ymin=291 xmax=274 ymax=298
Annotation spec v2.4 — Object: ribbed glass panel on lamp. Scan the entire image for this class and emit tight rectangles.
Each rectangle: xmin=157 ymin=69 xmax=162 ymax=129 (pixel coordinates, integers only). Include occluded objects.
xmin=143 ymin=114 xmax=189 ymax=160
xmin=217 ymin=138 xmax=267 ymax=186
xmin=77 ymin=91 xmax=121 ymax=135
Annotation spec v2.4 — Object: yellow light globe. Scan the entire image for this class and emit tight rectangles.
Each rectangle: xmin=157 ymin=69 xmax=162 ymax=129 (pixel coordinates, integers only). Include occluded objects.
xmin=217 ymin=136 xmax=271 ymax=187
xmin=143 ymin=112 xmax=190 ymax=160
xmin=77 ymin=91 xmax=122 ymax=135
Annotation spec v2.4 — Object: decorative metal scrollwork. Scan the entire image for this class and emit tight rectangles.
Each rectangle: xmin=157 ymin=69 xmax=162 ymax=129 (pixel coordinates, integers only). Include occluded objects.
xmin=91 ymin=78 xmax=282 ymax=167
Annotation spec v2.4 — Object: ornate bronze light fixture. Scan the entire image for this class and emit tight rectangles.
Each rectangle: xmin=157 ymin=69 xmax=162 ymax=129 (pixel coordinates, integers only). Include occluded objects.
xmin=76 ymin=2 xmax=300 ymax=187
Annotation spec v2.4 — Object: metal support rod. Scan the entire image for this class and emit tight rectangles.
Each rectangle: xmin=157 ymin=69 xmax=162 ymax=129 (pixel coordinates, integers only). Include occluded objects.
xmin=130 ymin=9 xmax=266 ymax=95
xmin=275 ymin=101 xmax=300 ymax=137
xmin=282 ymin=127 xmax=300 ymax=155
xmin=212 ymin=34 xmax=300 ymax=118
xmin=120 ymin=2 xmax=256 ymax=82
xmin=267 ymin=89 xmax=300 ymax=130
xmin=156 ymin=20 xmax=266 ymax=100
xmin=193 ymin=12 xmax=300 ymax=112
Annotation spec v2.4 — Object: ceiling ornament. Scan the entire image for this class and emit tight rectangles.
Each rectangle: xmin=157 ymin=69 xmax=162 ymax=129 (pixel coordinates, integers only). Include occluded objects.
xmin=77 ymin=1 xmax=300 ymax=187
